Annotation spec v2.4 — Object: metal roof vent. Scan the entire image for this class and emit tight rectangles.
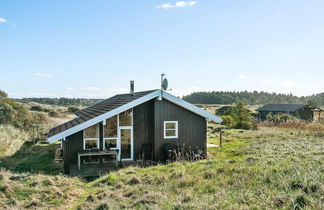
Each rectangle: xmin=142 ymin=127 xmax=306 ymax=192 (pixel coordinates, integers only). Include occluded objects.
xmin=130 ymin=80 xmax=135 ymax=96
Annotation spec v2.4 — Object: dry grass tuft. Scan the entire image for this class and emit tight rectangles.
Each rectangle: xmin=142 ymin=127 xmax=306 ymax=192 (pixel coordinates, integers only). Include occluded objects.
xmin=0 ymin=169 xmax=85 ymax=209
xmin=0 ymin=125 xmax=29 ymax=158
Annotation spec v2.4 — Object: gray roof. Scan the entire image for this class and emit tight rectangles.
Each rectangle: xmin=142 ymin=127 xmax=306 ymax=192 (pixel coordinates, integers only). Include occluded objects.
xmin=47 ymin=90 xmax=157 ymax=138
xmin=47 ymin=89 xmax=222 ymax=143
xmin=257 ymin=104 xmax=308 ymax=112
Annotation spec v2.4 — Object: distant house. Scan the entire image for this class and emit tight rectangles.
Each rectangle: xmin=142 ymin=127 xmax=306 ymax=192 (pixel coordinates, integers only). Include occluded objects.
xmin=257 ymin=104 xmax=323 ymax=121
xmin=215 ymin=106 xmax=233 ymax=116
xmin=47 ymin=88 xmax=222 ymax=176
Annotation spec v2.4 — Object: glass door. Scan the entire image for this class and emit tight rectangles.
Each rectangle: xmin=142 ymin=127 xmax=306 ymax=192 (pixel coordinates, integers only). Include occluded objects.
xmin=118 ymin=127 xmax=133 ymax=160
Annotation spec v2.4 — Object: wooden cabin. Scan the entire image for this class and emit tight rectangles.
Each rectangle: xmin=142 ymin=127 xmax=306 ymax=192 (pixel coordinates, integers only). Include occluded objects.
xmin=47 ymin=89 xmax=222 ymax=176
xmin=215 ymin=106 xmax=233 ymax=116
xmin=257 ymin=104 xmax=323 ymax=121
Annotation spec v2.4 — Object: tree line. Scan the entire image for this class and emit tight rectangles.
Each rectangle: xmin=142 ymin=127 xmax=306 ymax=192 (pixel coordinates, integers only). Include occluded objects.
xmin=14 ymin=97 xmax=102 ymax=107
xmin=182 ymin=91 xmax=324 ymax=105
xmin=10 ymin=90 xmax=324 ymax=106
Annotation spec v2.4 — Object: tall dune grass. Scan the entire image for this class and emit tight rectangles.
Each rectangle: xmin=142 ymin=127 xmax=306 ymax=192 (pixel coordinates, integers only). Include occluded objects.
xmin=0 ymin=125 xmax=29 ymax=158
xmin=258 ymin=121 xmax=324 ymax=133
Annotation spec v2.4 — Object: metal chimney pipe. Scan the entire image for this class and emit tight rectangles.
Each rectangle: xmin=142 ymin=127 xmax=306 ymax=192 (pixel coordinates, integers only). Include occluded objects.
xmin=130 ymin=80 xmax=135 ymax=96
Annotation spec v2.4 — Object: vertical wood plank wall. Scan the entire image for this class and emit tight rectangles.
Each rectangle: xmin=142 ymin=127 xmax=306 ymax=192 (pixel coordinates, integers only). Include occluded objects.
xmin=153 ymin=99 xmax=207 ymax=161
xmin=63 ymin=98 xmax=207 ymax=173
xmin=65 ymin=130 xmax=83 ymax=167
xmin=133 ymin=100 xmax=155 ymax=160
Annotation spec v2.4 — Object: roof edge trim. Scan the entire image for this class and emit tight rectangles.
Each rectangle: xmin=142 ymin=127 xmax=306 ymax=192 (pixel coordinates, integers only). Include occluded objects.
xmin=47 ymin=90 xmax=161 ymax=143
xmin=162 ymin=92 xmax=222 ymax=123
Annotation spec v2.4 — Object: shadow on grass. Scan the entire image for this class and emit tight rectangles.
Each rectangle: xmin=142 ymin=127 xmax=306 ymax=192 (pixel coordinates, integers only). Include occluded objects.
xmin=0 ymin=141 xmax=62 ymax=175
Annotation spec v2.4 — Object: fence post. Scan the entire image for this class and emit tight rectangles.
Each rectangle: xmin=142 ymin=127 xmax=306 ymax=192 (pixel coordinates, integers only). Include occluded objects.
xmin=219 ymin=130 xmax=224 ymax=147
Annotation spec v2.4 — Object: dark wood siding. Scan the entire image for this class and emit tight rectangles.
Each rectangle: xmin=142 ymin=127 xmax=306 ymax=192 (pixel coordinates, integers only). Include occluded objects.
xmin=62 ymin=98 xmax=207 ymax=174
xmin=153 ymin=99 xmax=207 ymax=161
xmin=296 ymin=109 xmax=313 ymax=121
xmin=133 ymin=100 xmax=155 ymax=160
xmin=259 ymin=109 xmax=314 ymax=121
xmin=63 ymin=139 xmax=70 ymax=174
xmin=65 ymin=130 xmax=83 ymax=166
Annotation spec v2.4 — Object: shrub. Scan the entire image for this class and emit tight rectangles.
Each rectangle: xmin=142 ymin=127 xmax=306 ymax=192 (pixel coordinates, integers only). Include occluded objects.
xmin=221 ymin=115 xmax=234 ymax=127
xmin=30 ymin=105 xmax=43 ymax=112
xmin=67 ymin=106 xmax=80 ymax=114
xmin=224 ymin=102 xmax=253 ymax=129
xmin=0 ymin=103 xmax=15 ymax=124
xmin=48 ymin=111 xmax=59 ymax=118
xmin=266 ymin=113 xmax=297 ymax=124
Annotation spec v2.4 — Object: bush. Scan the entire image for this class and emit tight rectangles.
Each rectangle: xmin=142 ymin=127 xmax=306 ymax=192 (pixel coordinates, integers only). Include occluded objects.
xmin=0 ymin=103 xmax=15 ymax=124
xmin=67 ymin=106 xmax=80 ymax=114
xmin=221 ymin=115 xmax=234 ymax=127
xmin=266 ymin=113 xmax=297 ymax=124
xmin=30 ymin=105 xmax=43 ymax=112
xmin=48 ymin=111 xmax=59 ymax=118
xmin=225 ymin=102 xmax=253 ymax=129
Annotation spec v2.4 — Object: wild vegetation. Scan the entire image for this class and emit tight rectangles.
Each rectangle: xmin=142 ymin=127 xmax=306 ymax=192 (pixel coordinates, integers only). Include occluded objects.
xmin=0 ymin=125 xmax=323 ymax=209
xmin=183 ymin=91 xmax=324 ymax=105
xmin=0 ymin=90 xmax=323 ymax=209
xmin=15 ymin=97 xmax=101 ymax=107
xmin=220 ymin=102 xmax=255 ymax=130
xmin=13 ymin=91 xmax=324 ymax=106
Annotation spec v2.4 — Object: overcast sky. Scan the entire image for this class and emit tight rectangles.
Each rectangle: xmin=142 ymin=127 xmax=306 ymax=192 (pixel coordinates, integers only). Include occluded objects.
xmin=1 ymin=0 xmax=324 ymax=98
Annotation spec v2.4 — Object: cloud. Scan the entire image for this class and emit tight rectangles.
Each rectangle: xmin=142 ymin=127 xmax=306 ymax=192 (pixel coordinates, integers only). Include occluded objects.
xmin=35 ymin=73 xmax=53 ymax=78
xmin=169 ymin=86 xmax=206 ymax=97
xmin=280 ymin=80 xmax=299 ymax=86
xmin=156 ymin=1 xmax=197 ymax=9
xmin=79 ymin=86 xmax=102 ymax=91
xmin=260 ymin=79 xmax=272 ymax=84
xmin=238 ymin=74 xmax=248 ymax=79
xmin=0 ymin=17 xmax=15 ymax=27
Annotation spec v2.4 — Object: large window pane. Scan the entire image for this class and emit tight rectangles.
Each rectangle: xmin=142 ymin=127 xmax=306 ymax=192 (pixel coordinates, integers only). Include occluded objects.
xmin=84 ymin=139 xmax=98 ymax=149
xmin=84 ymin=124 xmax=99 ymax=138
xmin=104 ymin=115 xmax=117 ymax=138
xmin=104 ymin=139 xmax=117 ymax=149
xmin=119 ymin=109 xmax=132 ymax=126
xmin=121 ymin=129 xmax=131 ymax=159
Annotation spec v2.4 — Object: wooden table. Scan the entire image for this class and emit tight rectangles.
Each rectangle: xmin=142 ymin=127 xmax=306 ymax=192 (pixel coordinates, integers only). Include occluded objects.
xmin=78 ymin=150 xmax=118 ymax=170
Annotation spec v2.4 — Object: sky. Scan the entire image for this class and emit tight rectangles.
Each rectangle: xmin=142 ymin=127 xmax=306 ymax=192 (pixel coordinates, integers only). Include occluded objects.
xmin=1 ymin=0 xmax=324 ymax=98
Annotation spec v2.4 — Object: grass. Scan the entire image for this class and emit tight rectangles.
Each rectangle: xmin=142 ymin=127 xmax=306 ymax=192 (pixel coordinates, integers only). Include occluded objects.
xmin=0 ymin=125 xmax=29 ymax=158
xmin=74 ymin=127 xmax=323 ymax=209
xmin=0 ymin=169 xmax=85 ymax=209
xmin=0 ymin=125 xmax=323 ymax=209
xmin=0 ymin=141 xmax=62 ymax=175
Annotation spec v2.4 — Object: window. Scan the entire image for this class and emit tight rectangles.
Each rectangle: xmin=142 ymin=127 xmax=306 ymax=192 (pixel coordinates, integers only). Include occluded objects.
xmin=119 ymin=109 xmax=133 ymax=126
xmin=164 ymin=121 xmax=178 ymax=139
xmin=83 ymin=124 xmax=99 ymax=150
xmin=104 ymin=115 xmax=117 ymax=137
xmin=103 ymin=116 xmax=118 ymax=150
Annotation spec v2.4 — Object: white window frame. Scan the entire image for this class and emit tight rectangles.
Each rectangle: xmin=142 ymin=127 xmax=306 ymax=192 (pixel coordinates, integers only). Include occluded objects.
xmin=83 ymin=125 xmax=100 ymax=150
xmin=101 ymin=109 xmax=134 ymax=161
xmin=118 ymin=108 xmax=134 ymax=161
xmin=164 ymin=121 xmax=178 ymax=139
xmin=103 ymin=115 xmax=118 ymax=150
